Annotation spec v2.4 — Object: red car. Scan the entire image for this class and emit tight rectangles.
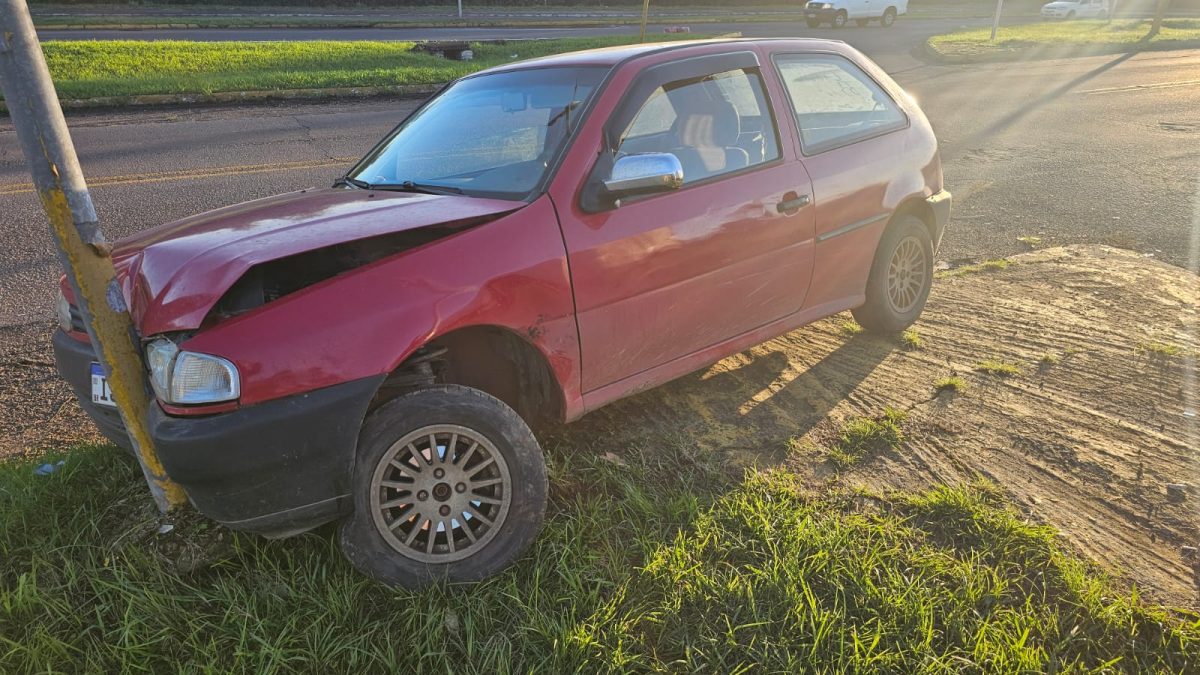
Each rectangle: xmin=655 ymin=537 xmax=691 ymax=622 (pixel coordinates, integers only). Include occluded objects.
xmin=54 ymin=38 xmax=950 ymax=586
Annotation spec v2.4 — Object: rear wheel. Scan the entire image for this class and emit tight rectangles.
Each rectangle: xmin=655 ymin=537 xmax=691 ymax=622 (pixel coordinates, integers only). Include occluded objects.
xmin=806 ymin=17 xmax=822 ymax=28
xmin=339 ymin=385 xmax=548 ymax=587
xmin=852 ymin=215 xmax=934 ymax=334
xmin=881 ymin=7 xmax=897 ymax=26
xmin=832 ymin=10 xmax=848 ymax=27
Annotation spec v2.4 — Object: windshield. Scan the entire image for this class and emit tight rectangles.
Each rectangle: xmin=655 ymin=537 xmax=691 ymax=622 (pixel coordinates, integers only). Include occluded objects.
xmin=348 ymin=66 xmax=606 ymax=199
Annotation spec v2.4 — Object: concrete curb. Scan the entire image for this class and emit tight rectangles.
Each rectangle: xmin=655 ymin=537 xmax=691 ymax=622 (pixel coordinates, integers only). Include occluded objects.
xmin=0 ymin=83 xmax=445 ymax=113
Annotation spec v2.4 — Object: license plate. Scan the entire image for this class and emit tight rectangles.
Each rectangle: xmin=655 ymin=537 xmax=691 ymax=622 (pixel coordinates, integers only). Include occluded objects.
xmin=90 ymin=362 xmax=117 ymax=408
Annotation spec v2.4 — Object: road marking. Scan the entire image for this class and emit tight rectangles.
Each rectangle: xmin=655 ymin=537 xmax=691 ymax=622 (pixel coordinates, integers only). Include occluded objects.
xmin=0 ymin=156 xmax=356 ymax=196
xmin=1076 ymin=79 xmax=1200 ymax=95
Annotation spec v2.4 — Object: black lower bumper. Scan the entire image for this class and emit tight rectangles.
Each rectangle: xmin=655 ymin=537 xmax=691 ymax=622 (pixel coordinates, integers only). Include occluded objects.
xmin=805 ymin=9 xmax=838 ymax=21
xmin=52 ymin=331 xmax=136 ymax=452
xmin=926 ymin=189 xmax=952 ymax=251
xmin=53 ymin=331 xmax=383 ymax=537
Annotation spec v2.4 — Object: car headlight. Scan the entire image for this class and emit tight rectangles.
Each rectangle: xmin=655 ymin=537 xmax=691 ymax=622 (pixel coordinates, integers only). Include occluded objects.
xmin=145 ymin=338 xmax=240 ymax=405
xmin=56 ymin=289 xmax=73 ymax=333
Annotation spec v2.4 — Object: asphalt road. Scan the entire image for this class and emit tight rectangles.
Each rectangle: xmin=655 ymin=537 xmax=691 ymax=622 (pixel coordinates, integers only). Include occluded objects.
xmin=2 ymin=31 xmax=1198 ymax=333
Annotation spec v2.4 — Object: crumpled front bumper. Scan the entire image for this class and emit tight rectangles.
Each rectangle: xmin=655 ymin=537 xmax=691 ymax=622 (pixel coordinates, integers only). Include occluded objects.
xmin=52 ymin=330 xmax=382 ymax=537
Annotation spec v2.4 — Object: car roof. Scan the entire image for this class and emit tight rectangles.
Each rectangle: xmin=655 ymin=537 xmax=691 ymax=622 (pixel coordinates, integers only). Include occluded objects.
xmin=478 ymin=37 xmax=849 ymax=74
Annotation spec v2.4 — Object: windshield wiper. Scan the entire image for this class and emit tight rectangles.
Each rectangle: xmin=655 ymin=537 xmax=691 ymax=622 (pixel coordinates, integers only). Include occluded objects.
xmin=333 ymin=177 xmax=461 ymax=195
xmin=374 ymin=180 xmax=464 ymax=196
xmin=334 ymin=176 xmax=372 ymax=190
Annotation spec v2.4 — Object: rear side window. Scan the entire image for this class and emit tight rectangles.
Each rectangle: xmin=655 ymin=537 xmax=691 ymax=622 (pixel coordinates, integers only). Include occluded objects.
xmin=773 ymin=54 xmax=907 ymax=154
xmin=617 ymin=68 xmax=781 ymax=185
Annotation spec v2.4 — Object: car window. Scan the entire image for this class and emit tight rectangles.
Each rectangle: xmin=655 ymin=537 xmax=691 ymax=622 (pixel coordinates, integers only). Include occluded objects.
xmin=350 ymin=66 xmax=605 ymax=198
xmin=617 ymin=68 xmax=780 ymax=185
xmin=773 ymin=54 xmax=907 ymax=154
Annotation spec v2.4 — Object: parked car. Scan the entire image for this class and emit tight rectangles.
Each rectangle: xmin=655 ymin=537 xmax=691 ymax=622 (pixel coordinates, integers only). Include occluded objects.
xmin=54 ymin=38 xmax=950 ymax=587
xmin=1040 ymin=0 xmax=1110 ymax=19
xmin=804 ymin=0 xmax=907 ymax=28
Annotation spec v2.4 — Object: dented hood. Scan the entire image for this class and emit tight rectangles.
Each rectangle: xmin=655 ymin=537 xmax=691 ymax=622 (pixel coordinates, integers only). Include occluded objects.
xmin=111 ymin=188 xmax=523 ymax=335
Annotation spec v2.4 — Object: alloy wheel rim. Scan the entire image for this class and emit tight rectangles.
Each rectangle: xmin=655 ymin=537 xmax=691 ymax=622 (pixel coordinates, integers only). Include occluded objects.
xmin=886 ymin=236 xmax=927 ymax=315
xmin=370 ymin=424 xmax=512 ymax=563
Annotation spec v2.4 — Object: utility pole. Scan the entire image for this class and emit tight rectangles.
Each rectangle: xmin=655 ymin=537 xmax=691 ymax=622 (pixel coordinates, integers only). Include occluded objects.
xmin=457 ymin=0 xmax=463 ymax=20
xmin=640 ymin=0 xmax=650 ymax=43
xmin=0 ymin=0 xmax=186 ymax=512
xmin=990 ymin=0 xmax=1004 ymax=41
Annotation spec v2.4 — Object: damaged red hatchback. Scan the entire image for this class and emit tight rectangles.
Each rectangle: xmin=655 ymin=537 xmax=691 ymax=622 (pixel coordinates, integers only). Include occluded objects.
xmin=55 ymin=39 xmax=950 ymax=586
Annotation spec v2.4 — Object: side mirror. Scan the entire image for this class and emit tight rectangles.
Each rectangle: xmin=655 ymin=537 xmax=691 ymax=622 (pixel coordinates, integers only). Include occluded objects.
xmin=603 ymin=153 xmax=684 ymax=198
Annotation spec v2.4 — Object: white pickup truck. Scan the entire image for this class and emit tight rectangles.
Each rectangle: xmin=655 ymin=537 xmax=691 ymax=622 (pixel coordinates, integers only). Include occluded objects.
xmin=804 ymin=0 xmax=908 ymax=28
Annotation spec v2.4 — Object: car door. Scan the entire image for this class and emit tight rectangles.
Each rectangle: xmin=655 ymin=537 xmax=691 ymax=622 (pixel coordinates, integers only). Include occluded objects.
xmin=768 ymin=51 xmax=912 ymax=310
xmin=551 ymin=51 xmax=816 ymax=394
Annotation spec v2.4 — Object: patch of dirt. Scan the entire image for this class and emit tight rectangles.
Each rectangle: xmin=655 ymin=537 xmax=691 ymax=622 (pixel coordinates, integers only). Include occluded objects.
xmin=570 ymin=246 xmax=1200 ymax=608
xmin=4 ymin=245 xmax=1198 ymax=606
xmin=0 ymin=320 xmax=103 ymax=458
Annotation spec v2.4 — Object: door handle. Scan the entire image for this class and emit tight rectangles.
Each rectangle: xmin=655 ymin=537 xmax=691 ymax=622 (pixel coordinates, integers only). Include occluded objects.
xmin=776 ymin=194 xmax=811 ymax=213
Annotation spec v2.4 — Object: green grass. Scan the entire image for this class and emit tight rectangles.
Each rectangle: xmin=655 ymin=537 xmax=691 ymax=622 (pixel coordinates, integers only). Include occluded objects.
xmin=928 ymin=19 xmax=1200 ymax=61
xmin=975 ymin=359 xmax=1022 ymax=378
xmin=934 ymin=375 xmax=966 ymax=393
xmin=1040 ymin=351 xmax=1061 ymax=366
xmin=936 ymin=258 xmax=1010 ymax=279
xmin=826 ymin=407 xmax=906 ymax=467
xmin=2 ymin=446 xmax=1197 ymax=671
xmin=1136 ymin=340 xmax=1183 ymax=358
xmin=27 ymin=35 xmax=707 ymax=101
xmin=838 ymin=318 xmax=864 ymax=336
xmin=901 ymin=328 xmax=924 ymax=350
xmin=33 ymin=13 xmax=807 ymax=30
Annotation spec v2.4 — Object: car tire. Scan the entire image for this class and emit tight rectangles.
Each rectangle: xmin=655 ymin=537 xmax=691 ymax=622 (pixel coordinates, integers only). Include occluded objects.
xmin=832 ymin=10 xmax=848 ymax=27
xmin=339 ymin=384 xmax=548 ymax=588
xmin=806 ymin=17 xmax=822 ymax=28
xmin=856 ymin=18 xmax=870 ymax=26
xmin=852 ymin=215 xmax=934 ymax=334
xmin=881 ymin=7 xmax=897 ymax=26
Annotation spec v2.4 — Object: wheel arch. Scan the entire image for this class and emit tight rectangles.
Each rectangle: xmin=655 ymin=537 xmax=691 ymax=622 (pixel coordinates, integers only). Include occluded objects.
xmin=891 ymin=194 xmax=937 ymax=243
xmin=375 ymin=324 xmax=567 ymax=430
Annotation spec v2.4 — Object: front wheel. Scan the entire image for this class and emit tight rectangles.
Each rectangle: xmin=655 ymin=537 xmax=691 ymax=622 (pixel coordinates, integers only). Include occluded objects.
xmin=832 ymin=10 xmax=848 ymax=27
xmin=852 ymin=215 xmax=934 ymax=334
xmin=339 ymin=385 xmax=548 ymax=588
xmin=881 ymin=7 xmax=897 ymax=26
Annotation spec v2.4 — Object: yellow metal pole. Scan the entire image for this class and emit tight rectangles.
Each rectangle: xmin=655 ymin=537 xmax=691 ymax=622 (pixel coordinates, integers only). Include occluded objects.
xmin=640 ymin=0 xmax=650 ymax=43
xmin=0 ymin=0 xmax=186 ymax=511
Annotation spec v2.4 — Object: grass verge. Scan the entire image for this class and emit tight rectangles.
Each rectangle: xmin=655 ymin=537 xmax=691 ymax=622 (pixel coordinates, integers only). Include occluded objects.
xmin=927 ymin=19 xmax=1200 ymax=62
xmin=25 ymin=35 xmax=706 ymax=101
xmin=33 ymin=14 xmax=809 ymax=30
xmin=2 ymin=445 xmax=1197 ymax=670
